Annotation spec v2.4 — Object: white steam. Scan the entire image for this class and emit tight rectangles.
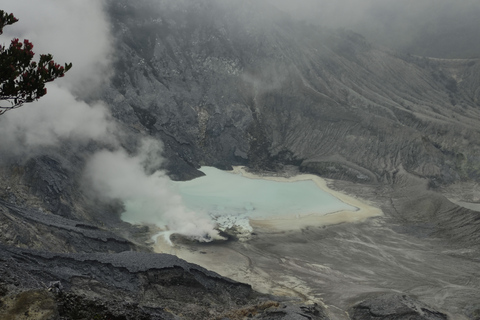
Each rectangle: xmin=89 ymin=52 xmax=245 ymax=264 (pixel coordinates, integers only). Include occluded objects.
xmin=0 ymin=0 xmax=221 ymax=242
xmin=0 ymin=84 xmax=115 ymax=153
xmin=1 ymin=0 xmax=113 ymax=96
xmin=83 ymin=139 xmax=223 ymax=242
xmin=0 ymin=0 xmax=114 ymax=153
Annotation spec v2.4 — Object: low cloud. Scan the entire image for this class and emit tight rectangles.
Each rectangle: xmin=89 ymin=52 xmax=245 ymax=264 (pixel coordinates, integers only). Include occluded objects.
xmin=269 ymin=0 xmax=480 ymax=58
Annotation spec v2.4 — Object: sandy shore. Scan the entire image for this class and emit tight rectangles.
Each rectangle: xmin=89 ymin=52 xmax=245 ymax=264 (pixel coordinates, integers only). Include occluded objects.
xmin=230 ymin=166 xmax=383 ymax=231
xmin=149 ymin=169 xmax=480 ymax=318
xmin=152 ymin=167 xmax=383 ymax=301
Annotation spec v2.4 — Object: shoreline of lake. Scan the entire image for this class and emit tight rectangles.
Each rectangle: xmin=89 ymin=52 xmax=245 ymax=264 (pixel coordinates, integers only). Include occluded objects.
xmin=230 ymin=166 xmax=383 ymax=231
xmin=151 ymin=167 xmax=384 ymax=300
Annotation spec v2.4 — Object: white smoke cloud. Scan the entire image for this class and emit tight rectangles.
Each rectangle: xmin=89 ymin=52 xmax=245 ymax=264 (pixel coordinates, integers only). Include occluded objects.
xmin=0 ymin=0 xmax=222 ymax=242
xmin=0 ymin=0 xmax=113 ymax=96
xmin=83 ymin=139 xmax=224 ymax=242
xmin=0 ymin=0 xmax=115 ymax=153
xmin=0 ymin=84 xmax=115 ymax=153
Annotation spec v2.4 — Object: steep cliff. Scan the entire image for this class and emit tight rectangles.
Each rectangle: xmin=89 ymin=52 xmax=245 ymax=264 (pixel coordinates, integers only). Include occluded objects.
xmin=104 ymin=0 xmax=480 ymax=185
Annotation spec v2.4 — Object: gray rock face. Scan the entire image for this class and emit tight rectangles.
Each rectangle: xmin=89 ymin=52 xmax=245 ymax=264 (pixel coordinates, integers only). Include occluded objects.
xmin=104 ymin=0 xmax=480 ymax=185
xmin=0 ymin=201 xmax=132 ymax=253
xmin=350 ymin=294 xmax=448 ymax=320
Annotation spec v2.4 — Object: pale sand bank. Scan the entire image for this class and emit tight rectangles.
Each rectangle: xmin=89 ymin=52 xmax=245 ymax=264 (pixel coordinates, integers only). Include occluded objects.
xmin=230 ymin=166 xmax=383 ymax=231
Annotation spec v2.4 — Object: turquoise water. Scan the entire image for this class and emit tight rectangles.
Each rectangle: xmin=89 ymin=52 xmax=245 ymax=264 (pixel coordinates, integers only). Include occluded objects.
xmin=171 ymin=167 xmax=356 ymax=219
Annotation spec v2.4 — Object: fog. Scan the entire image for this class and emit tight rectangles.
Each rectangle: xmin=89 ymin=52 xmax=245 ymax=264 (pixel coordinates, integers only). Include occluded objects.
xmin=1 ymin=0 xmax=113 ymax=96
xmin=0 ymin=0 xmax=115 ymax=154
xmin=270 ymin=0 xmax=480 ymax=58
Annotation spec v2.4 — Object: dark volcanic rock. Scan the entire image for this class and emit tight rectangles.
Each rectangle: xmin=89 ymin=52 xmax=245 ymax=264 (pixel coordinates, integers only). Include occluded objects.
xmin=0 ymin=245 xmax=328 ymax=320
xmin=350 ymin=293 xmax=448 ymax=320
xmin=0 ymin=201 xmax=133 ymax=253
xmin=23 ymin=156 xmax=75 ymax=218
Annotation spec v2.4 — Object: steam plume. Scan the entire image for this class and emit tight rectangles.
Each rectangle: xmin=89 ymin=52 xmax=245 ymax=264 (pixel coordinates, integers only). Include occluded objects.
xmin=0 ymin=0 xmax=221 ymax=242
xmin=0 ymin=0 xmax=114 ymax=154
xmin=83 ymin=139 xmax=223 ymax=242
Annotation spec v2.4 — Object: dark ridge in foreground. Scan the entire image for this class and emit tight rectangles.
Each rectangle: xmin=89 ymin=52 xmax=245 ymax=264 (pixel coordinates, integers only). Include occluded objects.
xmin=0 ymin=245 xmax=330 ymax=319
xmin=0 ymin=243 xmax=451 ymax=320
